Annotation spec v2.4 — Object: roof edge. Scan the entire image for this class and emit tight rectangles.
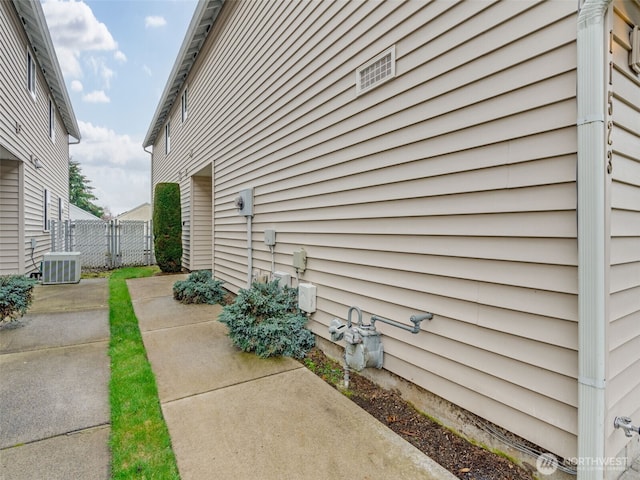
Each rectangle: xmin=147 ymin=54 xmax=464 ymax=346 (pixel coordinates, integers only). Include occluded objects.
xmin=143 ymin=0 xmax=224 ymax=148
xmin=12 ymin=0 xmax=80 ymax=141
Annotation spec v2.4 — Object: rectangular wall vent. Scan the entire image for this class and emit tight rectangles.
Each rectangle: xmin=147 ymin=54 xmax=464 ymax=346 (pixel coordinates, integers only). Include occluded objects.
xmin=630 ymin=26 xmax=640 ymax=75
xmin=42 ymin=252 xmax=81 ymax=285
xmin=356 ymin=46 xmax=396 ymax=95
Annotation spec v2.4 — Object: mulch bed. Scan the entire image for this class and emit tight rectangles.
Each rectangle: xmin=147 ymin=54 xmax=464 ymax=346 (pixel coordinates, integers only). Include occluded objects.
xmin=302 ymin=348 xmax=534 ymax=480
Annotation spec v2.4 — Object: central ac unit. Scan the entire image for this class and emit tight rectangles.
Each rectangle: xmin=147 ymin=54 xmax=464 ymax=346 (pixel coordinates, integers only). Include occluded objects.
xmin=41 ymin=252 xmax=81 ymax=285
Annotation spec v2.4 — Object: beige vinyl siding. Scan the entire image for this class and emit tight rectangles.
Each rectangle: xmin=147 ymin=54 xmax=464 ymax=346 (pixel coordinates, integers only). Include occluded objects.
xmin=190 ymin=174 xmax=213 ymax=271
xmin=606 ymin=1 xmax=640 ymax=461
xmin=1 ymin=1 xmax=71 ymax=275
xmin=0 ymin=160 xmax=22 ymax=274
xmin=153 ymin=0 xmax=582 ymax=457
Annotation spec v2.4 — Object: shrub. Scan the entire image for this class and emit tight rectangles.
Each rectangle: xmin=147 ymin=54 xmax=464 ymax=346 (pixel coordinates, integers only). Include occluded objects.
xmin=219 ymin=280 xmax=315 ymax=359
xmin=0 ymin=275 xmax=37 ymax=324
xmin=153 ymin=183 xmax=182 ymax=273
xmin=173 ymin=270 xmax=225 ymax=305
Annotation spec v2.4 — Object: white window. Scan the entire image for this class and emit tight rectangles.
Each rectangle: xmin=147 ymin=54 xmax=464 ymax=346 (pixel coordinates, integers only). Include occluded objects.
xmin=43 ymin=189 xmax=50 ymax=231
xmin=181 ymin=88 xmax=188 ymax=122
xmin=49 ymin=98 xmax=56 ymax=142
xmin=27 ymin=51 xmax=36 ymax=98
xmin=165 ymin=122 xmax=171 ymax=154
xmin=356 ymin=46 xmax=396 ymax=95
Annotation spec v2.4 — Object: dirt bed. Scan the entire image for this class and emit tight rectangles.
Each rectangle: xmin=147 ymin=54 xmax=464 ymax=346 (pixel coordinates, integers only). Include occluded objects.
xmin=302 ymin=348 xmax=534 ymax=480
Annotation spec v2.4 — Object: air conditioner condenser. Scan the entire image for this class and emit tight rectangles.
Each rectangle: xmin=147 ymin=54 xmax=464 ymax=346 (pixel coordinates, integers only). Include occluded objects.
xmin=41 ymin=252 xmax=81 ymax=285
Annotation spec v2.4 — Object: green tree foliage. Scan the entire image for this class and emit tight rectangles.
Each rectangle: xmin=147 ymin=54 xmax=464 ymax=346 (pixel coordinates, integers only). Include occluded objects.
xmin=219 ymin=280 xmax=315 ymax=359
xmin=153 ymin=183 xmax=182 ymax=273
xmin=69 ymin=159 xmax=104 ymax=218
xmin=173 ymin=270 xmax=225 ymax=305
xmin=0 ymin=275 xmax=36 ymax=324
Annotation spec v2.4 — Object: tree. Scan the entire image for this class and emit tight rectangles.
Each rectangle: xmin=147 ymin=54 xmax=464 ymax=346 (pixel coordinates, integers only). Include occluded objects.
xmin=153 ymin=183 xmax=182 ymax=273
xmin=69 ymin=159 xmax=104 ymax=218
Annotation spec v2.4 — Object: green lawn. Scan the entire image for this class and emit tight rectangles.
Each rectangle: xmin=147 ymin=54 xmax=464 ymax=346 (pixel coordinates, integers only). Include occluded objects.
xmin=108 ymin=266 xmax=180 ymax=479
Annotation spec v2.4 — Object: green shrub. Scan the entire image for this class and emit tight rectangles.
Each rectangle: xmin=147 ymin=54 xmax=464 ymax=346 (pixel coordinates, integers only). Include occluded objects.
xmin=173 ymin=270 xmax=225 ymax=305
xmin=153 ymin=183 xmax=182 ymax=273
xmin=0 ymin=275 xmax=37 ymax=324
xmin=219 ymin=280 xmax=315 ymax=359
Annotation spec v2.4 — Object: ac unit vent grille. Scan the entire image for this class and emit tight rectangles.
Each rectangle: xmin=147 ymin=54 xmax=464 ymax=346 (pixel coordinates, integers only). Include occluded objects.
xmin=42 ymin=252 xmax=81 ymax=284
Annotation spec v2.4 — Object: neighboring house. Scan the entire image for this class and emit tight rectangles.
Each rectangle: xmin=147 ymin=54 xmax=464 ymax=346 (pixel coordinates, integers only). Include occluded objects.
xmin=69 ymin=203 xmax=102 ymax=221
xmin=0 ymin=0 xmax=80 ymax=276
xmin=116 ymin=202 xmax=151 ymax=222
xmin=144 ymin=1 xmax=640 ymax=477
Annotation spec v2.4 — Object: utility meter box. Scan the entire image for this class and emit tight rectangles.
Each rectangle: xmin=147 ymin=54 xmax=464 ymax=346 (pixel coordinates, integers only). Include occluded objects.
xmin=264 ymin=229 xmax=276 ymax=246
xmin=345 ymin=326 xmax=383 ymax=371
xmin=293 ymin=248 xmax=307 ymax=272
xmin=234 ymin=188 xmax=253 ymax=216
xmin=273 ymin=271 xmax=291 ymax=288
xmin=298 ymin=283 xmax=316 ymax=313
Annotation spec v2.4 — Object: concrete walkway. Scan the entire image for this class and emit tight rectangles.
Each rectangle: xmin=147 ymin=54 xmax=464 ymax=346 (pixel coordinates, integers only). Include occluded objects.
xmin=0 ymin=279 xmax=110 ymax=480
xmin=129 ymin=274 xmax=456 ymax=480
xmin=0 ymin=274 xmax=456 ymax=480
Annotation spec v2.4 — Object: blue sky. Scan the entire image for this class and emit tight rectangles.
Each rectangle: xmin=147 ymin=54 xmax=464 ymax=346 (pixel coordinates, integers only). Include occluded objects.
xmin=42 ymin=0 xmax=198 ymax=216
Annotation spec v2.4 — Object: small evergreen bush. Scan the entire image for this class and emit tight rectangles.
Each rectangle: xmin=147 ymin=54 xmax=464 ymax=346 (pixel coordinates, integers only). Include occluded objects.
xmin=173 ymin=270 xmax=225 ymax=305
xmin=153 ymin=182 xmax=182 ymax=273
xmin=0 ymin=275 xmax=37 ymax=324
xmin=219 ymin=280 xmax=315 ymax=359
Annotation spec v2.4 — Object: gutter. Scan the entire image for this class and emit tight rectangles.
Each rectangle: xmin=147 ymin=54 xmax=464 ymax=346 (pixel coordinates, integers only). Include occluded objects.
xmin=576 ymin=1 xmax=612 ymax=479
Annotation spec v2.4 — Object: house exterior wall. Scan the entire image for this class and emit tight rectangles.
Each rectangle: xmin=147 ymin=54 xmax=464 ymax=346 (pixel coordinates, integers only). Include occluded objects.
xmin=150 ymin=0 xmax=584 ymax=459
xmin=0 ymin=160 xmax=23 ymax=274
xmin=117 ymin=203 xmax=151 ymax=221
xmin=190 ymin=175 xmax=213 ymax=271
xmin=606 ymin=1 xmax=640 ymax=467
xmin=0 ymin=1 xmax=71 ymax=276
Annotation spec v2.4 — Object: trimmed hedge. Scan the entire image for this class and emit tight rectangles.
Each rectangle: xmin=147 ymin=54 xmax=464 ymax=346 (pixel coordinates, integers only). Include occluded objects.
xmin=153 ymin=183 xmax=182 ymax=273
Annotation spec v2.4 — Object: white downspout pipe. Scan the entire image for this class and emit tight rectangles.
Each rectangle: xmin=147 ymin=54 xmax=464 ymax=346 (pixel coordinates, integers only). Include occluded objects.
xmin=577 ymin=1 xmax=611 ymax=479
xmin=247 ymin=215 xmax=252 ymax=288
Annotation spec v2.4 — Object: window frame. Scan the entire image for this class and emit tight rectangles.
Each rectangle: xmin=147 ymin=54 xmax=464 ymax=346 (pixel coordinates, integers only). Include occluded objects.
xmin=43 ymin=189 xmax=50 ymax=232
xmin=48 ymin=98 xmax=56 ymax=142
xmin=58 ymin=196 xmax=63 ymax=221
xmin=181 ymin=87 xmax=188 ymax=123
xmin=355 ymin=45 xmax=396 ymax=96
xmin=27 ymin=50 xmax=36 ymax=99
xmin=165 ymin=122 xmax=171 ymax=154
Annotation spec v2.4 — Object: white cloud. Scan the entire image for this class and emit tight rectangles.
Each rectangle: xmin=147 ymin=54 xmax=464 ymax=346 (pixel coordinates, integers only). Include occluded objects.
xmin=83 ymin=90 xmax=110 ymax=103
xmin=143 ymin=65 xmax=153 ymax=76
xmin=145 ymin=16 xmax=167 ymax=28
xmin=71 ymin=80 xmax=83 ymax=92
xmin=71 ymin=121 xmax=150 ymax=215
xmin=114 ymin=50 xmax=127 ymax=63
xmin=86 ymin=56 xmax=114 ymax=88
xmin=42 ymin=0 xmax=119 ymax=79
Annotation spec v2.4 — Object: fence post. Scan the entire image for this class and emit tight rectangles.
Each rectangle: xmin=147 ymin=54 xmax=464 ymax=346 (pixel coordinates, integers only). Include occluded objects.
xmin=114 ymin=219 xmax=121 ymax=269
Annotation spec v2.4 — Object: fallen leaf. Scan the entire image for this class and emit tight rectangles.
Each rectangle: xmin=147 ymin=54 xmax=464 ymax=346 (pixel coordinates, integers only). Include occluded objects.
xmin=386 ymin=415 xmax=398 ymax=423
xmin=400 ymin=430 xmax=418 ymax=437
xmin=459 ymin=467 xmax=471 ymax=473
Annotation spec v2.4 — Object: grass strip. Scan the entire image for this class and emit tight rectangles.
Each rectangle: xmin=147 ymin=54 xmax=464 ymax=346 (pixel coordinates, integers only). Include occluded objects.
xmin=108 ymin=266 xmax=180 ymax=479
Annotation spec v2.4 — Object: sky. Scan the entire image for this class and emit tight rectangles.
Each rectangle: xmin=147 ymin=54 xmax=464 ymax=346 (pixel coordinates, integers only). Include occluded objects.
xmin=41 ymin=0 xmax=198 ymax=216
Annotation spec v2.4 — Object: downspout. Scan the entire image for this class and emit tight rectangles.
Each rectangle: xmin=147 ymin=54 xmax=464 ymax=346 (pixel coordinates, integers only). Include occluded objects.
xmin=247 ymin=216 xmax=252 ymax=288
xmin=577 ymin=1 xmax=611 ymax=479
xmin=144 ymin=145 xmax=154 ymax=266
